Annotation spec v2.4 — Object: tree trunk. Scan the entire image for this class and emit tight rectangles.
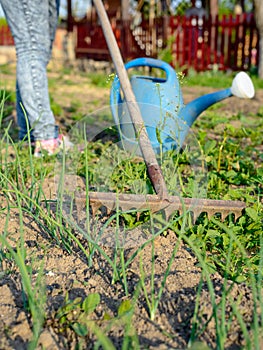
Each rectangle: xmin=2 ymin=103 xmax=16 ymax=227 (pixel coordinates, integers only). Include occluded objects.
xmin=240 ymin=0 xmax=245 ymax=12
xmin=209 ymin=0 xmax=218 ymax=18
xmin=254 ymin=0 xmax=263 ymax=78
xmin=121 ymin=0 xmax=129 ymax=20
xmin=208 ymin=0 xmax=218 ymax=62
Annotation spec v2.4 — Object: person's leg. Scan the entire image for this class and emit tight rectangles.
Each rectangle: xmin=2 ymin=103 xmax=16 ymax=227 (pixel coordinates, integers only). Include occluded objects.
xmin=49 ymin=0 xmax=60 ymax=58
xmin=16 ymin=81 xmax=29 ymax=140
xmin=48 ymin=0 xmax=61 ymax=141
xmin=1 ymin=0 xmax=58 ymax=141
xmin=16 ymin=81 xmax=36 ymax=141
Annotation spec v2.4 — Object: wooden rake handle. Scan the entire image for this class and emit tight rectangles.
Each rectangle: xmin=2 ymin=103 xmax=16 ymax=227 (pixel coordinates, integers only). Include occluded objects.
xmin=92 ymin=0 xmax=168 ymax=199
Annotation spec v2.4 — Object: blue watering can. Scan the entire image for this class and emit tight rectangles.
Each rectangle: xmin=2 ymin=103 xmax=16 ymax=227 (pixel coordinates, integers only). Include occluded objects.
xmin=110 ymin=57 xmax=255 ymax=155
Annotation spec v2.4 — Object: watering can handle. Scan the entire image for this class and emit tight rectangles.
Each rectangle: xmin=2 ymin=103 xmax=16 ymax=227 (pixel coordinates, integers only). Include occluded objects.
xmin=124 ymin=57 xmax=177 ymax=85
xmin=110 ymin=57 xmax=178 ymax=105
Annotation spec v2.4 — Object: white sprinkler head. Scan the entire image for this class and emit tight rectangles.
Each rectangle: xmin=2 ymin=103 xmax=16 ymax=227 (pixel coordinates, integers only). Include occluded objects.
xmin=230 ymin=71 xmax=255 ymax=99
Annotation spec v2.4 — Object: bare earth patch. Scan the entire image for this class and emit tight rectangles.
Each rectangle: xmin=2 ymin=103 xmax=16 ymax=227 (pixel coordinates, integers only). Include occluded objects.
xmin=0 ymin=205 xmax=259 ymax=350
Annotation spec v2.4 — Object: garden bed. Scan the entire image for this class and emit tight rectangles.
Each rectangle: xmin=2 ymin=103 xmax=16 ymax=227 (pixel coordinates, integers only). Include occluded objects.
xmin=0 ymin=63 xmax=262 ymax=349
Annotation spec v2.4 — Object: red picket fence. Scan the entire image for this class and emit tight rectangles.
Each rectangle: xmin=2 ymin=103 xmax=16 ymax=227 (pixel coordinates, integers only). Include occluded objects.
xmin=73 ymin=13 xmax=259 ymax=72
xmin=74 ymin=16 xmax=169 ymax=63
xmin=74 ymin=19 xmax=147 ymax=62
xmin=169 ymin=13 xmax=259 ymax=71
xmin=1 ymin=13 xmax=259 ymax=72
xmin=0 ymin=25 xmax=14 ymax=45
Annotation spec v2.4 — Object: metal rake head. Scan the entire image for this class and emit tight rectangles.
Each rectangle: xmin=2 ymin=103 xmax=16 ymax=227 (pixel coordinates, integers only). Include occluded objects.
xmin=75 ymin=192 xmax=246 ymax=223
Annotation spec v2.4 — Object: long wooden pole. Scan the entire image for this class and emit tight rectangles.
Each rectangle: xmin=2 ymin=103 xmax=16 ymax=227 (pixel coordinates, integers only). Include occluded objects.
xmin=92 ymin=0 xmax=169 ymax=199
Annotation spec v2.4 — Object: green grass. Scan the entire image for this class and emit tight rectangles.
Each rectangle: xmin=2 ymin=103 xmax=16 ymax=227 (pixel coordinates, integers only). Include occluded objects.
xmin=73 ymin=65 xmax=263 ymax=90
xmin=182 ymin=69 xmax=263 ymax=90
xmin=0 ymin=67 xmax=262 ymax=349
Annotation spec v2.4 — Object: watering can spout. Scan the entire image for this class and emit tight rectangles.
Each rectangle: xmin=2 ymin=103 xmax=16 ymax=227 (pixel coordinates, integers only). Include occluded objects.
xmin=179 ymin=71 xmax=255 ymax=127
xmin=179 ymin=88 xmax=232 ymax=126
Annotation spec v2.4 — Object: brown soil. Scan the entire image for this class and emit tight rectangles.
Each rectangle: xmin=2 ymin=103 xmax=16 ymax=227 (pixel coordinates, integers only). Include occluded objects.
xmin=1 ymin=62 xmax=263 ymax=349
xmin=0 ymin=204 xmax=260 ymax=350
